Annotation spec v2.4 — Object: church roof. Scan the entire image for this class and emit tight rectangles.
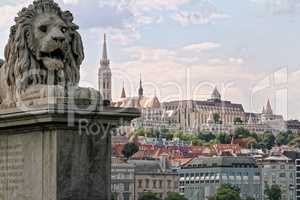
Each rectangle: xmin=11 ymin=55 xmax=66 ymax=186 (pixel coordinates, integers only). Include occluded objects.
xmin=210 ymin=87 xmax=221 ymax=101
xmin=113 ymin=96 xmax=161 ymax=109
xmin=163 ymin=100 xmax=244 ymax=112
xmin=265 ymin=99 xmax=273 ymax=114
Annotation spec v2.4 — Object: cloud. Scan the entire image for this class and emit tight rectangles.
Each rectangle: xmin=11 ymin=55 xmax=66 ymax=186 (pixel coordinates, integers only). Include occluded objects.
xmin=251 ymin=0 xmax=300 ymax=15
xmin=104 ymin=46 xmax=256 ymax=102
xmin=0 ymin=0 xmax=32 ymax=31
xmin=174 ymin=11 xmax=228 ymax=26
xmin=173 ymin=0 xmax=228 ymax=26
xmin=208 ymin=57 xmax=245 ymax=65
xmin=183 ymin=42 xmax=221 ymax=52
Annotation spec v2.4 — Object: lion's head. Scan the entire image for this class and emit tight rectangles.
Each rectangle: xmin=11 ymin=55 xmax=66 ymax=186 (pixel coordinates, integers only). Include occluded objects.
xmin=5 ymin=0 xmax=84 ymax=94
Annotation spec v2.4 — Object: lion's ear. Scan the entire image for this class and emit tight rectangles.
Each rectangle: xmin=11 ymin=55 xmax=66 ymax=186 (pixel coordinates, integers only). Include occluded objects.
xmin=71 ymin=31 xmax=84 ymax=66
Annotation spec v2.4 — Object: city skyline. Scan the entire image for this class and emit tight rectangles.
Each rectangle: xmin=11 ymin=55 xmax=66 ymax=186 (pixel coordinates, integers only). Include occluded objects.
xmin=0 ymin=0 xmax=300 ymax=119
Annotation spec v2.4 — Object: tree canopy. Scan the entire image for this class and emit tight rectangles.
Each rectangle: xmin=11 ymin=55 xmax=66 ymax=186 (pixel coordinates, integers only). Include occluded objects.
xmin=208 ymin=184 xmax=241 ymax=200
xmin=164 ymin=192 xmax=188 ymax=200
xmin=265 ymin=184 xmax=282 ymax=200
xmin=138 ymin=192 xmax=161 ymax=200
xmin=122 ymin=143 xmax=139 ymax=159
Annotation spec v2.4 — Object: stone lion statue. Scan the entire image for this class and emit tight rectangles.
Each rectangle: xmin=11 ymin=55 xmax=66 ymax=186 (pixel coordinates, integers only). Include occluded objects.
xmin=0 ymin=0 xmax=89 ymax=108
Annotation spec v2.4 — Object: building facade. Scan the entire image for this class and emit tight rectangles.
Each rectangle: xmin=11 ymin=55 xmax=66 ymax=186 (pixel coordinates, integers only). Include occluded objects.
xmin=128 ymin=159 xmax=179 ymax=200
xmin=259 ymin=154 xmax=296 ymax=200
xmin=178 ymin=156 xmax=262 ymax=200
xmin=111 ymin=158 xmax=135 ymax=200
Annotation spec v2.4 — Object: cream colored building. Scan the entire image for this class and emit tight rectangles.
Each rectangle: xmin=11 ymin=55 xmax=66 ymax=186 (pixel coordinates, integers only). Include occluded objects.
xmin=162 ymin=88 xmax=245 ymax=131
xmin=128 ymin=159 xmax=179 ymax=200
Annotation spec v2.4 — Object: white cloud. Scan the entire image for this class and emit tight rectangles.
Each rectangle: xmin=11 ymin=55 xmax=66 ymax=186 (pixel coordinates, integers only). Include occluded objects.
xmin=128 ymin=0 xmax=191 ymax=12
xmin=251 ymin=0 xmax=300 ymax=15
xmin=173 ymin=0 xmax=228 ymax=26
xmin=183 ymin=42 xmax=221 ymax=52
xmin=106 ymin=46 xmax=255 ymax=102
xmin=209 ymin=57 xmax=245 ymax=65
xmin=174 ymin=11 xmax=228 ymax=26
xmin=0 ymin=0 xmax=31 ymax=31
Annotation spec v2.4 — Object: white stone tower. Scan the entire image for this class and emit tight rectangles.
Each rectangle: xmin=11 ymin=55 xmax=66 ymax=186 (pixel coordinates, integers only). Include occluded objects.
xmin=98 ymin=34 xmax=112 ymax=105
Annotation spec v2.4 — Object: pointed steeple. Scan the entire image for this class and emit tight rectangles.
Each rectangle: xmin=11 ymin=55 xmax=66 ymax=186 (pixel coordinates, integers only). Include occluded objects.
xmin=121 ymin=82 xmax=126 ymax=98
xmin=262 ymin=106 xmax=266 ymax=114
xmin=138 ymin=73 xmax=143 ymax=97
xmin=210 ymin=87 xmax=221 ymax=101
xmin=98 ymin=33 xmax=112 ymax=104
xmin=265 ymin=99 xmax=273 ymax=115
xmin=100 ymin=33 xmax=110 ymax=66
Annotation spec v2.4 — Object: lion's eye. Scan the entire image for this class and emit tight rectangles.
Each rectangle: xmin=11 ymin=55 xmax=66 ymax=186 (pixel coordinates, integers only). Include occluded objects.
xmin=39 ymin=25 xmax=48 ymax=33
xmin=61 ymin=27 xmax=67 ymax=33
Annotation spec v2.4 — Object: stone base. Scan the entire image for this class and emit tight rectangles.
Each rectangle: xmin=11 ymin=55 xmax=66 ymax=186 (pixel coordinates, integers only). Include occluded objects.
xmin=0 ymin=106 xmax=139 ymax=200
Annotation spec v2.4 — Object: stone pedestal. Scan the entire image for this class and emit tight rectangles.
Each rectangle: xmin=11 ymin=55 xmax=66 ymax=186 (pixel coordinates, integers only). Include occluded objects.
xmin=0 ymin=105 xmax=139 ymax=200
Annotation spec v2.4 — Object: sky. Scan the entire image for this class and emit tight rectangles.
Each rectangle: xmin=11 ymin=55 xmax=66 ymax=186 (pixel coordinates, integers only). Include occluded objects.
xmin=0 ymin=0 xmax=300 ymax=119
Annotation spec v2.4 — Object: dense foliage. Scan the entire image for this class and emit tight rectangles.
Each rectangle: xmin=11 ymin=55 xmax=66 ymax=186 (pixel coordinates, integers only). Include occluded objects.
xmin=122 ymin=143 xmax=139 ymax=158
xmin=164 ymin=192 xmax=188 ymax=200
xmin=138 ymin=192 xmax=161 ymax=200
xmin=265 ymin=184 xmax=282 ymax=200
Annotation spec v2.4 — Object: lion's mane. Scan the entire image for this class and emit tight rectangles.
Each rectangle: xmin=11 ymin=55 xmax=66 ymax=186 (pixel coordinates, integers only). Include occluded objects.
xmin=3 ymin=0 xmax=84 ymax=99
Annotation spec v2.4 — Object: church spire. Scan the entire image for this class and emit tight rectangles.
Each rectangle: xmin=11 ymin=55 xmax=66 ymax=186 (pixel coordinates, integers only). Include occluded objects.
xmin=100 ymin=33 xmax=110 ymax=66
xmin=138 ymin=73 xmax=143 ymax=97
xmin=265 ymin=99 xmax=273 ymax=114
xmin=98 ymin=33 xmax=112 ymax=105
xmin=121 ymin=81 xmax=126 ymax=98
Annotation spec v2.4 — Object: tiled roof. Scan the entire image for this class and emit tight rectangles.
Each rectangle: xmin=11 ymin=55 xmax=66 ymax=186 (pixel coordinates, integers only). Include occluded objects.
xmin=184 ymin=156 xmax=257 ymax=168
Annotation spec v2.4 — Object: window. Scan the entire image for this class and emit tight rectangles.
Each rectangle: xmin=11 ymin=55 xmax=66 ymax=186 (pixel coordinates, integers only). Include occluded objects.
xmin=124 ymin=183 xmax=130 ymax=191
xmin=159 ymin=180 xmax=162 ymax=188
xmin=123 ymin=193 xmax=130 ymax=200
xmin=146 ymin=179 xmax=149 ymax=188
xmin=279 ymin=173 xmax=286 ymax=178
xmin=153 ymin=180 xmax=157 ymax=188
xmin=138 ymin=180 xmax=142 ymax=188
xmin=167 ymin=180 xmax=172 ymax=189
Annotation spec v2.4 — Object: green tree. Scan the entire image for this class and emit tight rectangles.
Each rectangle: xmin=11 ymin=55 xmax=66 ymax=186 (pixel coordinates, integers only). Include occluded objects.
xmin=138 ymin=192 xmax=161 ymax=200
xmin=261 ymin=132 xmax=276 ymax=150
xmin=234 ymin=117 xmax=243 ymax=125
xmin=122 ymin=143 xmax=139 ymax=159
xmin=166 ymin=132 xmax=174 ymax=140
xmin=198 ymin=132 xmax=216 ymax=142
xmin=276 ymin=131 xmax=294 ymax=145
xmin=234 ymin=127 xmax=251 ymax=138
xmin=164 ymin=192 xmax=188 ymax=200
xmin=265 ymin=184 xmax=281 ymax=200
xmin=134 ymin=128 xmax=145 ymax=136
xmin=215 ymin=132 xmax=231 ymax=144
xmin=111 ymin=192 xmax=117 ymax=200
xmin=209 ymin=184 xmax=241 ymax=200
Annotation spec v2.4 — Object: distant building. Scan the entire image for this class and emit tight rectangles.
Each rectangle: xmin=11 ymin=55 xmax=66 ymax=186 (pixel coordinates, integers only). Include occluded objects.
xmin=111 ymin=158 xmax=135 ymax=200
xmin=98 ymin=34 xmax=112 ymax=105
xmin=258 ymin=154 xmax=296 ymax=200
xmin=286 ymin=120 xmax=300 ymax=134
xmin=128 ymin=158 xmax=179 ymax=200
xmin=178 ymin=156 xmax=262 ymax=200
xmin=163 ymin=88 xmax=245 ymax=131
xmin=113 ymin=76 xmax=168 ymax=128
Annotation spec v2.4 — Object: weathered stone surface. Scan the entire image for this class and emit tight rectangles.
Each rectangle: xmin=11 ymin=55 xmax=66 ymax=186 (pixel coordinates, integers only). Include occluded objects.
xmin=0 ymin=1 xmax=140 ymax=199
xmin=0 ymin=0 xmax=86 ymax=108
xmin=0 ymin=106 xmax=139 ymax=200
